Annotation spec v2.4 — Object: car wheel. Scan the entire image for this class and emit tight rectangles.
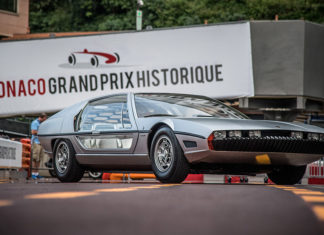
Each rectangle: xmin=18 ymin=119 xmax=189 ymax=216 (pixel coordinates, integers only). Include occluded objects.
xmin=89 ymin=171 xmax=103 ymax=179
xmin=267 ymin=165 xmax=306 ymax=185
xmin=54 ymin=139 xmax=84 ymax=182
xmin=90 ymin=55 xmax=99 ymax=67
xmin=150 ymin=127 xmax=189 ymax=183
xmin=68 ymin=53 xmax=76 ymax=65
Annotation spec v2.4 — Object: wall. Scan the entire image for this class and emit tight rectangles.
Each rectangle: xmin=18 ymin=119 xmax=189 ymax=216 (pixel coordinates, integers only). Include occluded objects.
xmin=0 ymin=0 xmax=29 ymax=37
xmin=303 ymin=22 xmax=324 ymax=99
xmin=250 ymin=21 xmax=305 ymax=97
xmin=251 ymin=20 xmax=324 ymax=100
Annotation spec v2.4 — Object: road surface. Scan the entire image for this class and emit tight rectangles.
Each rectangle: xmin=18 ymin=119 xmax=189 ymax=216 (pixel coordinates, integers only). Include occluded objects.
xmin=0 ymin=179 xmax=324 ymax=235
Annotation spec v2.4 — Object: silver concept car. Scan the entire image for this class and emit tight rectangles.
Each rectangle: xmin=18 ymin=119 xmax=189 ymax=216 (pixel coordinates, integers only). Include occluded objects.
xmin=38 ymin=93 xmax=324 ymax=184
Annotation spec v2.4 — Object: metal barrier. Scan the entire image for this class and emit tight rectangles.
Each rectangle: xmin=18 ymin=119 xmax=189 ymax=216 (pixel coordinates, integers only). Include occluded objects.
xmin=305 ymin=158 xmax=324 ymax=178
xmin=305 ymin=157 xmax=324 ymax=184
xmin=307 ymin=158 xmax=324 ymax=178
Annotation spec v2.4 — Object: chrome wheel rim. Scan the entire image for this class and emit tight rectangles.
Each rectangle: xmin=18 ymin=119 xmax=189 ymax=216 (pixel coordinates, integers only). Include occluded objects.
xmin=55 ymin=142 xmax=70 ymax=174
xmin=154 ymin=135 xmax=174 ymax=172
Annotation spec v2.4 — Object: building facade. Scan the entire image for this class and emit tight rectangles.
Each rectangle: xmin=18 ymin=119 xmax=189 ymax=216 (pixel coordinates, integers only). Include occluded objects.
xmin=0 ymin=0 xmax=29 ymax=37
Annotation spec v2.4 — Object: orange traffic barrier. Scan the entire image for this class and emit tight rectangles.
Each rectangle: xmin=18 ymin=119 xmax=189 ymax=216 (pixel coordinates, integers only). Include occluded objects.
xmin=110 ymin=173 xmax=128 ymax=181
xmin=20 ymin=138 xmax=31 ymax=177
xmin=102 ymin=173 xmax=111 ymax=180
xmin=21 ymin=138 xmax=31 ymax=144
xmin=22 ymin=150 xmax=30 ymax=158
xmin=129 ymin=174 xmax=156 ymax=179
xmin=107 ymin=173 xmax=156 ymax=181
xmin=184 ymin=174 xmax=204 ymax=183
xmin=22 ymin=143 xmax=31 ymax=152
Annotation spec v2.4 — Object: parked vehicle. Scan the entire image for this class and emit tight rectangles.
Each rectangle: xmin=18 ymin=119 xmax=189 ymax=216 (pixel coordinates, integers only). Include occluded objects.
xmin=38 ymin=93 xmax=324 ymax=184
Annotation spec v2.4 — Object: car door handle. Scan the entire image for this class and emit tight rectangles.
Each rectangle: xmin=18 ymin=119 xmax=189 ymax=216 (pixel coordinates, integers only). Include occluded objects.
xmin=92 ymin=131 xmax=100 ymax=135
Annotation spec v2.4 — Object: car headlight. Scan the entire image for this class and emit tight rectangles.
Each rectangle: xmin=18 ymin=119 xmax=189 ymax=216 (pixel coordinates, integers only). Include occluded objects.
xmin=228 ymin=130 xmax=242 ymax=138
xmin=291 ymin=131 xmax=303 ymax=139
xmin=249 ymin=130 xmax=261 ymax=138
xmin=308 ymin=133 xmax=319 ymax=140
xmin=214 ymin=131 xmax=226 ymax=139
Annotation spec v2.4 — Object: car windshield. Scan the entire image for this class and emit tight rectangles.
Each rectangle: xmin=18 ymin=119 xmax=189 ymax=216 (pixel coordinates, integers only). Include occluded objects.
xmin=135 ymin=94 xmax=248 ymax=119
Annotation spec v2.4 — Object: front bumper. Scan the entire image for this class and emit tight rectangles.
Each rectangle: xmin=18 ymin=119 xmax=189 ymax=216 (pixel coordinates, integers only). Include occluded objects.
xmin=184 ymin=150 xmax=323 ymax=166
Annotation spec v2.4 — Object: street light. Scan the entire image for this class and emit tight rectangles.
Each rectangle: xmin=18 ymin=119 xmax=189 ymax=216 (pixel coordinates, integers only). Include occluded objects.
xmin=137 ymin=0 xmax=144 ymax=7
xmin=136 ymin=0 xmax=144 ymax=31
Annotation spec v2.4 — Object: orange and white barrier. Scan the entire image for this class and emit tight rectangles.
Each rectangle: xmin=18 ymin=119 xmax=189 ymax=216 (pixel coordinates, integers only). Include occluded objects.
xmin=20 ymin=139 xmax=31 ymax=177
xmin=307 ymin=159 xmax=324 ymax=184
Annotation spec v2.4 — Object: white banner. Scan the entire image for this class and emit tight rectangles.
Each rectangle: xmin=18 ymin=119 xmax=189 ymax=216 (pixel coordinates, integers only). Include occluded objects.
xmin=0 ymin=22 xmax=254 ymax=117
xmin=0 ymin=138 xmax=22 ymax=168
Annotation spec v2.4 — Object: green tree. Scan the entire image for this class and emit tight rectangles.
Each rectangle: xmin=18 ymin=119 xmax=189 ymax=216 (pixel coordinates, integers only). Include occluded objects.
xmin=29 ymin=0 xmax=324 ymax=33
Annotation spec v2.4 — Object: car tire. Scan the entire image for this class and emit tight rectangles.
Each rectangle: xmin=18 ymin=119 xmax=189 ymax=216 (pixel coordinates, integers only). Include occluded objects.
xmin=267 ymin=165 xmax=306 ymax=185
xmin=54 ymin=139 xmax=84 ymax=182
xmin=89 ymin=171 xmax=103 ymax=179
xmin=90 ymin=55 xmax=99 ymax=67
xmin=68 ymin=53 xmax=76 ymax=65
xmin=150 ymin=127 xmax=189 ymax=183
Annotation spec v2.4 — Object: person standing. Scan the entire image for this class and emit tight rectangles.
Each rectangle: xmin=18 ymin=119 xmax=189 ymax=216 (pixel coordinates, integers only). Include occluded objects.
xmin=31 ymin=113 xmax=47 ymax=179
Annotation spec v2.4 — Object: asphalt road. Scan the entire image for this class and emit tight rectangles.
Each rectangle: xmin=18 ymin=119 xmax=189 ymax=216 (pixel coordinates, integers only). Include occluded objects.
xmin=1 ymin=180 xmax=324 ymax=235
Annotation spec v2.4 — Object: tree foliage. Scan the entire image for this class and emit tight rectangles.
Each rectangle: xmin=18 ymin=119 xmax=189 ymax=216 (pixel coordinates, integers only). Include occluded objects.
xmin=29 ymin=0 xmax=324 ymax=33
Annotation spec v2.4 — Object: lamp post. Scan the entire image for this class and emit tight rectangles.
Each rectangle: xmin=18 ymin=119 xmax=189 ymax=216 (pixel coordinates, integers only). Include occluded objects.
xmin=136 ymin=0 xmax=144 ymax=31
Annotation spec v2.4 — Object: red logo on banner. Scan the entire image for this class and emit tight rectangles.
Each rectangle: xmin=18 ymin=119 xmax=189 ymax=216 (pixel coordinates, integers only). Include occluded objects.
xmin=68 ymin=49 xmax=120 ymax=67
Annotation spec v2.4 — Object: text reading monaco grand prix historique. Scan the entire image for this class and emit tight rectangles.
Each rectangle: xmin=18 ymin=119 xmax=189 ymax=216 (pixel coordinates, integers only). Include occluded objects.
xmin=0 ymin=64 xmax=223 ymax=98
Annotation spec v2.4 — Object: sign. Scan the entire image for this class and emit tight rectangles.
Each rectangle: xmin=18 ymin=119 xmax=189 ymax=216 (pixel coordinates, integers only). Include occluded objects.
xmin=0 ymin=22 xmax=254 ymax=117
xmin=0 ymin=138 xmax=22 ymax=168
xmin=136 ymin=10 xmax=142 ymax=31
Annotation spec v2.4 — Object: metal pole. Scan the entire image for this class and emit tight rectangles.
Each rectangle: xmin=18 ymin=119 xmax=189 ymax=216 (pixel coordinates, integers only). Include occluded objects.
xmin=29 ymin=142 xmax=33 ymax=178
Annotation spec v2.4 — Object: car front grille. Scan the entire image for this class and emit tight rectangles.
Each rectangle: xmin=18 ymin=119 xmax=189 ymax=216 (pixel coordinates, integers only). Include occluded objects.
xmin=212 ymin=137 xmax=324 ymax=154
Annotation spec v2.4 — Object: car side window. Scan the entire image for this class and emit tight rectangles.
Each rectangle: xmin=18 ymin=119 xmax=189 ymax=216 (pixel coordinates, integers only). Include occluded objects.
xmin=78 ymin=95 xmax=132 ymax=132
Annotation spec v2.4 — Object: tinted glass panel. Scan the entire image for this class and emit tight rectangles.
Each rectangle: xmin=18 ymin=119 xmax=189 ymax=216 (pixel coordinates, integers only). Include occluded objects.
xmin=78 ymin=95 xmax=132 ymax=131
xmin=135 ymin=94 xmax=247 ymax=119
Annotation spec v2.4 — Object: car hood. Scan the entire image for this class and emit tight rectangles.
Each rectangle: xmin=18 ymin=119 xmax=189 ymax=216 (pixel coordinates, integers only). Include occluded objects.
xmin=171 ymin=118 xmax=324 ymax=138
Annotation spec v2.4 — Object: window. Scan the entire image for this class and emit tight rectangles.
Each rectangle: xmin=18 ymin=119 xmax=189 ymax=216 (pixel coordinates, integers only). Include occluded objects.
xmin=135 ymin=94 xmax=248 ymax=119
xmin=0 ymin=0 xmax=17 ymax=13
xmin=78 ymin=95 xmax=132 ymax=132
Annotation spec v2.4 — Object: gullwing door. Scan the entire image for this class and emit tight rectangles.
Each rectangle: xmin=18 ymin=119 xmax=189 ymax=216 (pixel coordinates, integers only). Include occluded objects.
xmin=76 ymin=94 xmax=138 ymax=154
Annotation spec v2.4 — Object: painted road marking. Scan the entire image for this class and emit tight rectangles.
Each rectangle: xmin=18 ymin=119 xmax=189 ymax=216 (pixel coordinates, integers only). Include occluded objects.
xmin=268 ymin=185 xmax=324 ymax=222
xmin=301 ymin=196 xmax=324 ymax=203
xmin=267 ymin=185 xmax=296 ymax=189
xmin=24 ymin=184 xmax=179 ymax=200
xmin=312 ymin=206 xmax=324 ymax=221
xmin=95 ymin=188 xmax=138 ymax=192
xmin=292 ymin=191 xmax=324 ymax=195
xmin=0 ymin=200 xmax=13 ymax=207
xmin=132 ymin=186 xmax=162 ymax=189
xmin=25 ymin=191 xmax=99 ymax=199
